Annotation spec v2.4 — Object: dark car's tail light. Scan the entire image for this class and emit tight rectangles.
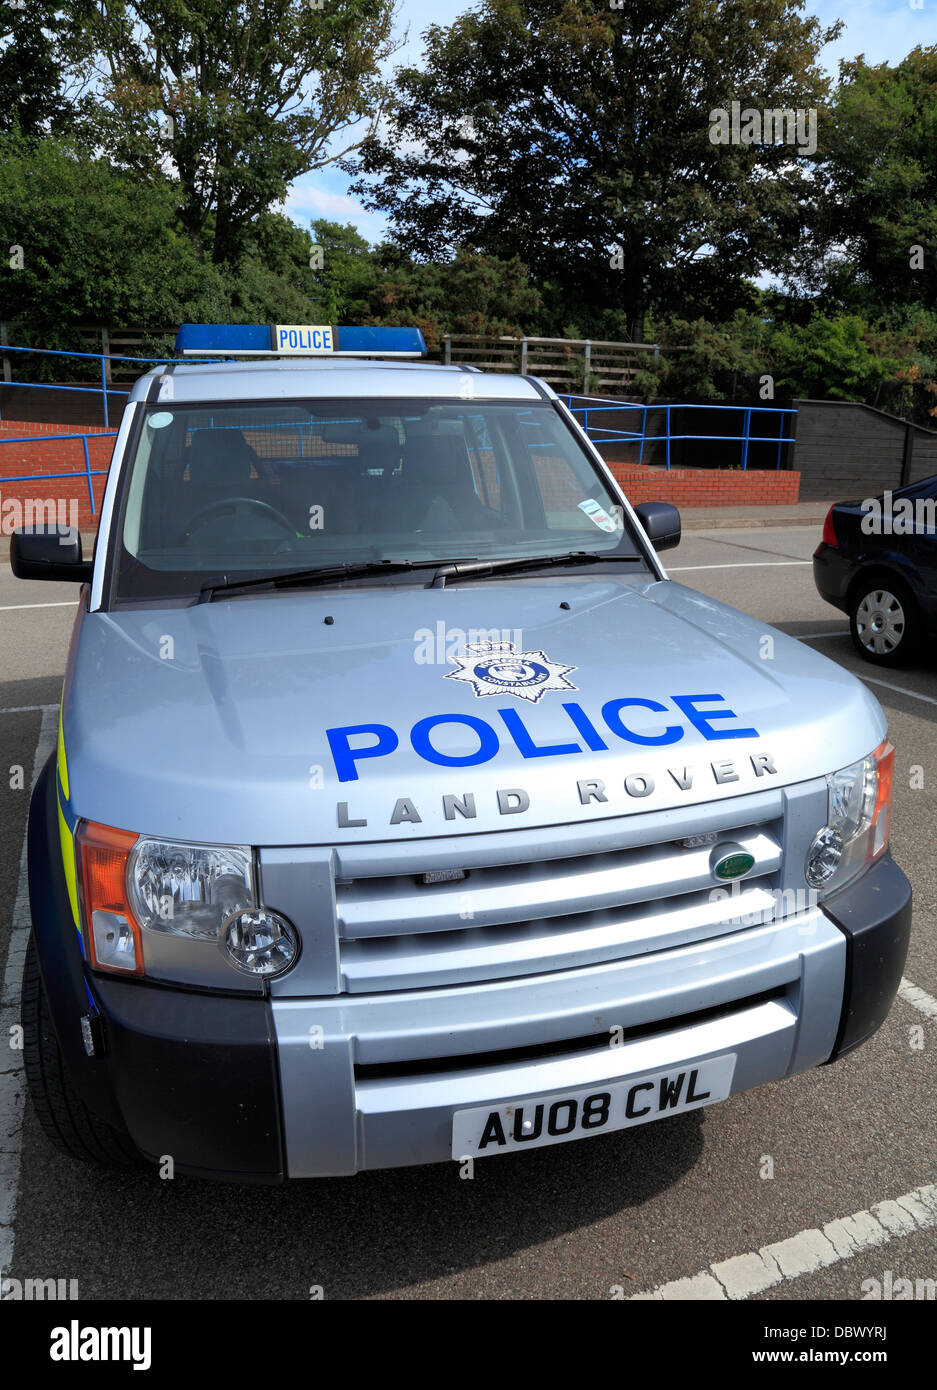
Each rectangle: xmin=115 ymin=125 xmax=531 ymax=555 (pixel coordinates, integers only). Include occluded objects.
xmin=821 ymin=506 xmax=838 ymax=548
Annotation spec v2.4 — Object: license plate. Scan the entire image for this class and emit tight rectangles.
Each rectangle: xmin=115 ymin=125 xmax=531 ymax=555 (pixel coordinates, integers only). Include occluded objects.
xmin=451 ymin=1054 xmax=736 ymax=1158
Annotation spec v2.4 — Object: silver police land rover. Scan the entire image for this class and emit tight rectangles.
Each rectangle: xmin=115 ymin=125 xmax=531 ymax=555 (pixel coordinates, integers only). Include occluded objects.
xmin=13 ymin=325 xmax=911 ymax=1179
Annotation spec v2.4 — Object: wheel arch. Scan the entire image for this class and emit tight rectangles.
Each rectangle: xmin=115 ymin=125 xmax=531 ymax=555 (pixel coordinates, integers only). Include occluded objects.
xmin=845 ymin=564 xmax=920 ymax=616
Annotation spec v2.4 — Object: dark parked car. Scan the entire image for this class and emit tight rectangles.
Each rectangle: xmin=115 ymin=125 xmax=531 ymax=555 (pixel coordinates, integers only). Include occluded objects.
xmin=813 ymin=475 xmax=937 ymax=665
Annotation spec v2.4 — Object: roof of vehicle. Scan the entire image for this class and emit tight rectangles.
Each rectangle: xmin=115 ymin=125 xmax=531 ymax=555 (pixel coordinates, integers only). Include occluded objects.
xmin=129 ymin=358 xmax=552 ymax=405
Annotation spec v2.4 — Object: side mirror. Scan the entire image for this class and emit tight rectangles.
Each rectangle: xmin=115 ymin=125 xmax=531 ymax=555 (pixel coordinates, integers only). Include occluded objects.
xmin=634 ymin=501 xmax=681 ymax=552
xmin=10 ymin=526 xmax=93 ymax=582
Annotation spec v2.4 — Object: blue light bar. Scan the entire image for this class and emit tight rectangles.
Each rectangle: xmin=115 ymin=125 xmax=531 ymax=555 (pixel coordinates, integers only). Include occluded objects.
xmin=176 ymin=324 xmax=272 ymax=355
xmin=332 ymin=327 xmax=425 ymax=356
xmin=175 ymin=324 xmax=426 ymax=357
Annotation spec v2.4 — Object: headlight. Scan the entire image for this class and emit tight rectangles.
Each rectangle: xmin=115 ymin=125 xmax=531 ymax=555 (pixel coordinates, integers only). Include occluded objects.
xmin=76 ymin=824 xmax=298 ymax=986
xmin=805 ymin=740 xmax=893 ymax=895
xmin=128 ymin=839 xmax=253 ymax=940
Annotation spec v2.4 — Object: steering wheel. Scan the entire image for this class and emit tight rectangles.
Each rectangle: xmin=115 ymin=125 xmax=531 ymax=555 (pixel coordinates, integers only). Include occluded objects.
xmin=184 ymin=496 xmax=296 ymax=539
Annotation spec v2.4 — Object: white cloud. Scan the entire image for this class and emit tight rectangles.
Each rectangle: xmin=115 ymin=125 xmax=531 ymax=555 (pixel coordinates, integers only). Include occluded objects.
xmin=279 ymin=172 xmax=390 ymax=244
xmin=282 ymin=179 xmax=367 ymax=221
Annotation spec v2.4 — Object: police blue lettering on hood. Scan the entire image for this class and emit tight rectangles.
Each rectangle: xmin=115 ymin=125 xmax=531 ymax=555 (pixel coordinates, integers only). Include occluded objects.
xmin=326 ymin=692 xmax=758 ymax=782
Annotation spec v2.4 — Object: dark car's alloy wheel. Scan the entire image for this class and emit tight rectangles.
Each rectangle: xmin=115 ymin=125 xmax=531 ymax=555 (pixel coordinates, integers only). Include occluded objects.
xmin=849 ymin=582 xmax=919 ymax=665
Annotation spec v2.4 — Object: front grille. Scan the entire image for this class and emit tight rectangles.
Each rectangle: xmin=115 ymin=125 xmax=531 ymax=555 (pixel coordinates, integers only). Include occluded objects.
xmin=335 ymin=809 xmax=785 ymax=992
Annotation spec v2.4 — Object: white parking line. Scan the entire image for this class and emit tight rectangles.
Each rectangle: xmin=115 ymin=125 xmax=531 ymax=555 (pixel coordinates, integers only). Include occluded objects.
xmin=629 ymin=1182 xmax=937 ymax=1300
xmin=899 ymin=978 xmax=937 ymax=1021
xmin=0 ymin=708 xmax=58 ymax=1271
xmin=0 ymin=705 xmax=59 ymax=717
xmin=859 ymin=674 xmax=937 ymax=708
xmin=0 ymin=601 xmax=77 ymax=612
xmin=791 ymin=634 xmax=937 ymax=707
xmin=669 ymin=561 xmax=812 ymax=572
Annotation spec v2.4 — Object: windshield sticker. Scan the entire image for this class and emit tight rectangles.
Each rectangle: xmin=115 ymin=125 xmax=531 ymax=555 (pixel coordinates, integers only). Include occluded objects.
xmin=578 ymin=498 xmax=620 ymax=533
xmin=147 ymin=412 xmax=174 ymax=429
xmin=445 ymin=642 xmax=578 ymax=704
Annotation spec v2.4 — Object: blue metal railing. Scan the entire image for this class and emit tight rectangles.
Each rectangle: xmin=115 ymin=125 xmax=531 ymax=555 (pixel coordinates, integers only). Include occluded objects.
xmin=0 ymin=342 xmax=186 ymax=428
xmin=0 ymin=340 xmax=181 ymax=518
xmin=0 ymin=431 xmax=118 ymax=515
xmin=560 ymin=396 xmax=797 ymax=470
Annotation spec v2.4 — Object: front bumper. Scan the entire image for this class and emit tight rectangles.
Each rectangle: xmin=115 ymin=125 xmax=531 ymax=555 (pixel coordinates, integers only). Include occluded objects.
xmin=271 ymin=855 xmax=910 ymax=1175
xmin=30 ymin=756 xmax=911 ymax=1181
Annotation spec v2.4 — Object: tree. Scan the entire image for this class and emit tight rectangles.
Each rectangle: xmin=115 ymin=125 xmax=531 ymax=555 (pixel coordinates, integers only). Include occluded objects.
xmin=349 ymin=0 xmax=839 ymax=340
xmin=0 ymin=1 xmax=70 ymax=134
xmin=66 ymin=0 xmax=398 ymax=265
xmin=221 ymin=212 xmax=335 ymax=322
xmin=818 ymin=46 xmax=937 ymax=312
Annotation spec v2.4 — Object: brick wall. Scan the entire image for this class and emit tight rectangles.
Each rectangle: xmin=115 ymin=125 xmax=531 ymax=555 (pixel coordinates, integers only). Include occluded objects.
xmin=0 ymin=420 xmax=114 ymax=531
xmin=606 ymin=461 xmax=800 ymax=507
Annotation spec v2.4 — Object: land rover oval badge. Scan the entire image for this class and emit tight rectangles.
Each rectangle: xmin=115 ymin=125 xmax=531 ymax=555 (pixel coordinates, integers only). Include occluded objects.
xmin=712 ymin=846 xmax=756 ymax=880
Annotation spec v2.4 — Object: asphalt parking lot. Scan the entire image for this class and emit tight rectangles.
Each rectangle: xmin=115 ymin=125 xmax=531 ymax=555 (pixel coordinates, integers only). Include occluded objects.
xmin=1 ymin=521 xmax=935 ymax=1302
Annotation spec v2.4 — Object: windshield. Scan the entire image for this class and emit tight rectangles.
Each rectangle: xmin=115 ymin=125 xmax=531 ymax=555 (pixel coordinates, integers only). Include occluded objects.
xmin=110 ymin=396 xmax=646 ymax=602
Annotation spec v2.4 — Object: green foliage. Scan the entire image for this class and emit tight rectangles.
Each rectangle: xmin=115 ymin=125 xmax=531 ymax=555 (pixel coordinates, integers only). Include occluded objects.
xmin=5 ymin=10 xmax=937 ymax=414
xmin=768 ymin=314 xmax=904 ymax=401
xmin=0 ymin=134 xmax=230 ymax=345
xmin=226 ymin=214 xmax=324 ymax=323
xmin=362 ymin=248 xmax=543 ymax=350
xmin=623 ymin=309 xmax=937 ymax=409
xmin=820 ymin=46 xmax=937 ymax=312
xmin=305 ymin=221 xmax=384 ymax=323
xmin=641 ymin=313 xmax=772 ymax=399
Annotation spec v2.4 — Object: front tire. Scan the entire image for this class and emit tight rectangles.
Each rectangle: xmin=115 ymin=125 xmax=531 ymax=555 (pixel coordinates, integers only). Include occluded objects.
xmin=21 ymin=932 xmax=141 ymax=1168
xmin=849 ymin=577 xmax=921 ymax=666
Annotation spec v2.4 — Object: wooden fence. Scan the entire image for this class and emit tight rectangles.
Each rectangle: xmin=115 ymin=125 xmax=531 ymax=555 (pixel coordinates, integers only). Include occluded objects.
xmin=1 ymin=326 xmax=679 ymax=393
xmin=441 ymin=334 xmax=684 ymax=393
xmin=792 ymin=400 xmax=937 ymax=501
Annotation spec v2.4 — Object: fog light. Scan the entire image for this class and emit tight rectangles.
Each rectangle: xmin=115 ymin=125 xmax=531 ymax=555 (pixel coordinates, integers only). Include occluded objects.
xmin=91 ymin=909 xmax=139 ymax=972
xmin=805 ymin=826 xmax=843 ymax=887
xmin=223 ymin=909 xmax=298 ymax=976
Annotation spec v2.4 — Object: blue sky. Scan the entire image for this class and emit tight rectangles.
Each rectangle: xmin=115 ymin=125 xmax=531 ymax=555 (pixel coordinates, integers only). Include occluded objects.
xmin=283 ymin=0 xmax=936 ymax=246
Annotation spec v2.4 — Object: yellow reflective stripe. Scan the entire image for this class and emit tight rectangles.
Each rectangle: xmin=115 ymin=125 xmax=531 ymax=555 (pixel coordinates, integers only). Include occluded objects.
xmin=57 ymin=706 xmax=69 ymax=801
xmin=58 ymin=796 xmax=80 ymax=929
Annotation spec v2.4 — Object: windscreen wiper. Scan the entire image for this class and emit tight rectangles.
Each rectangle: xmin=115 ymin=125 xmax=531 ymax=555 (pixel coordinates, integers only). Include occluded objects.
xmin=432 ymin=551 xmax=640 ymax=588
xmin=199 ymin=557 xmax=460 ymax=602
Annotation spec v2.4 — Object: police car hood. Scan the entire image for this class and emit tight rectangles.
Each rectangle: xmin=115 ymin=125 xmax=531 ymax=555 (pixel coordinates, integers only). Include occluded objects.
xmin=64 ymin=575 xmax=886 ymax=844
